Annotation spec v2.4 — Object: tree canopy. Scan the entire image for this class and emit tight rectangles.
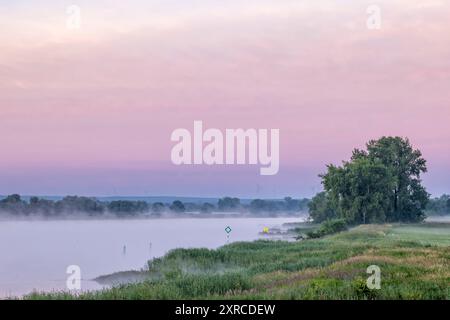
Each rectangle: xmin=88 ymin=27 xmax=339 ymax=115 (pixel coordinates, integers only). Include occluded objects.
xmin=310 ymin=137 xmax=429 ymax=224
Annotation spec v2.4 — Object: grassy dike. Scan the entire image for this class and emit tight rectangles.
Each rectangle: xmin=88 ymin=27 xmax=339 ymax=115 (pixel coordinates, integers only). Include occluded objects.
xmin=26 ymin=223 xmax=449 ymax=300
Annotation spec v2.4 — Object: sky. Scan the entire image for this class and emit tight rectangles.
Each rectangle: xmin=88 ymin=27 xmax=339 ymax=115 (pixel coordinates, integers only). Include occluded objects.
xmin=0 ymin=0 xmax=449 ymax=198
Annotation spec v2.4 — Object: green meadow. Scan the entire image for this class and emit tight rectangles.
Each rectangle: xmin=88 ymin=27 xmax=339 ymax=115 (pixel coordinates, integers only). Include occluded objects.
xmin=26 ymin=222 xmax=449 ymax=300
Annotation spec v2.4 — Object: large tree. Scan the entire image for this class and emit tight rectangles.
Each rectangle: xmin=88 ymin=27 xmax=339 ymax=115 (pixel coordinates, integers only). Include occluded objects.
xmin=321 ymin=157 xmax=393 ymax=224
xmin=311 ymin=137 xmax=429 ymax=223
xmin=308 ymin=192 xmax=336 ymax=223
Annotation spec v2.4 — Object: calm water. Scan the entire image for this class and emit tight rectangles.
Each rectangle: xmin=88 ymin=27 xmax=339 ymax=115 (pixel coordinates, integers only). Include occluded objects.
xmin=0 ymin=217 xmax=303 ymax=298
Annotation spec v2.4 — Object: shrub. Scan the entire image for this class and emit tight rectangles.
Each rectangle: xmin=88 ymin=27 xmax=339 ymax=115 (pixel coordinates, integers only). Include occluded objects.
xmin=306 ymin=219 xmax=348 ymax=239
xmin=352 ymin=277 xmax=378 ymax=300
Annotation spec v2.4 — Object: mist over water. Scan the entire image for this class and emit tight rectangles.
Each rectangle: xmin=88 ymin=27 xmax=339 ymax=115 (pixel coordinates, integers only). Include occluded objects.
xmin=0 ymin=217 xmax=303 ymax=298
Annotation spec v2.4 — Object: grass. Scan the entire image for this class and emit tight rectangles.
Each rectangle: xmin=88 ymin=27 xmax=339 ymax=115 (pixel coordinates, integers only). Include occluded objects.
xmin=25 ymin=222 xmax=449 ymax=300
xmin=387 ymin=223 xmax=450 ymax=246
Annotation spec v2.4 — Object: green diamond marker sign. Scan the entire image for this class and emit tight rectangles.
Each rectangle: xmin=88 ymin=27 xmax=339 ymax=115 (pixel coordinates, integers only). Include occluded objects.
xmin=225 ymin=226 xmax=232 ymax=234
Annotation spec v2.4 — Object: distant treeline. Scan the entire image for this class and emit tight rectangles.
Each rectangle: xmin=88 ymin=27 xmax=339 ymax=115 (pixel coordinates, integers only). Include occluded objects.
xmin=1 ymin=192 xmax=448 ymax=219
xmin=0 ymin=195 xmax=309 ymax=217
xmin=427 ymin=194 xmax=450 ymax=215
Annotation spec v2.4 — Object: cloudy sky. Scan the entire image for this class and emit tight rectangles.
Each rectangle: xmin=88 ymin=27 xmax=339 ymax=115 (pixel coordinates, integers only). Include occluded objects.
xmin=0 ymin=0 xmax=449 ymax=197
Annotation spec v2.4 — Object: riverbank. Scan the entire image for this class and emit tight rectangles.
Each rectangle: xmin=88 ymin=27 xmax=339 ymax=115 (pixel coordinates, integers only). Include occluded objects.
xmin=25 ymin=222 xmax=450 ymax=300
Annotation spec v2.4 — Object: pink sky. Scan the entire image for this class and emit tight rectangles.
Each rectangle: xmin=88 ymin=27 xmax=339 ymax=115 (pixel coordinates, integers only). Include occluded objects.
xmin=1 ymin=0 xmax=449 ymax=197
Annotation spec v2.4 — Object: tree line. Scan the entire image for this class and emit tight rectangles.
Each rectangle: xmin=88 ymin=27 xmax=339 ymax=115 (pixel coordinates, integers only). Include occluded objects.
xmin=0 ymin=195 xmax=310 ymax=217
xmin=427 ymin=194 xmax=450 ymax=215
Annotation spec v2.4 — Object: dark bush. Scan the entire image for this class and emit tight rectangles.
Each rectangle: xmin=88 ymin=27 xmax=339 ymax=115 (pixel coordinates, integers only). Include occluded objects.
xmin=306 ymin=218 xmax=348 ymax=238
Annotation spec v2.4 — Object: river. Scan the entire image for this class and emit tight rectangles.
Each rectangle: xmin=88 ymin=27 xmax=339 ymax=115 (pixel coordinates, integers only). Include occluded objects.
xmin=0 ymin=216 xmax=304 ymax=298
